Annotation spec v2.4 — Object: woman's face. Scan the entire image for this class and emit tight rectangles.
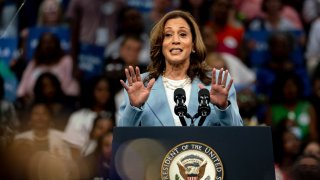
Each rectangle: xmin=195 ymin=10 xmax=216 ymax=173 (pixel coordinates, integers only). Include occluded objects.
xmin=304 ymin=142 xmax=320 ymax=158
xmin=264 ymin=0 xmax=282 ymax=15
xmin=94 ymin=80 xmax=111 ymax=106
xmin=211 ymin=0 xmax=230 ymax=24
xmin=202 ymin=26 xmax=217 ymax=52
xmin=283 ymin=79 xmax=298 ymax=101
xmin=39 ymin=34 xmax=57 ymax=55
xmin=30 ymin=104 xmax=51 ymax=130
xmin=41 ymin=77 xmax=57 ymax=99
xmin=120 ymin=38 xmax=142 ymax=65
xmin=162 ymin=17 xmax=193 ymax=66
xmin=313 ymin=79 xmax=320 ymax=98
xmin=283 ymin=131 xmax=301 ymax=156
xmin=102 ymin=133 xmax=113 ymax=159
xmin=188 ymin=0 xmax=204 ymax=8
xmin=42 ymin=0 xmax=60 ymax=25
xmin=92 ymin=119 xmax=113 ymax=139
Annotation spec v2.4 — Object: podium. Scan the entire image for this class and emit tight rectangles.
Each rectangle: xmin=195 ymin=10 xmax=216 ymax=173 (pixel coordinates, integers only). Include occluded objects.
xmin=110 ymin=126 xmax=275 ymax=180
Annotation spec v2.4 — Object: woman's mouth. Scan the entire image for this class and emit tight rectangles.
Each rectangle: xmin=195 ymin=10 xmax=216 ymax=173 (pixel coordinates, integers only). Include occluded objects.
xmin=170 ymin=48 xmax=183 ymax=54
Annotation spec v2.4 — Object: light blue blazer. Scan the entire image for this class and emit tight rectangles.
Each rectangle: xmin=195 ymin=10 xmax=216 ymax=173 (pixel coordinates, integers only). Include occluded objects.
xmin=118 ymin=72 xmax=243 ymax=126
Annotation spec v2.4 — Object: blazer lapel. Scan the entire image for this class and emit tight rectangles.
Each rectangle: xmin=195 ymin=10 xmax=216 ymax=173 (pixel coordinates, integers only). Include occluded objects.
xmin=146 ymin=76 xmax=175 ymax=126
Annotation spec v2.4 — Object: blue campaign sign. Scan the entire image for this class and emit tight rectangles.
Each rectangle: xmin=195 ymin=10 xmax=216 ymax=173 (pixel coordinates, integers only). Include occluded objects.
xmin=0 ymin=61 xmax=18 ymax=102
xmin=78 ymin=43 xmax=105 ymax=80
xmin=26 ymin=26 xmax=71 ymax=61
xmin=127 ymin=0 xmax=152 ymax=13
xmin=0 ymin=37 xmax=18 ymax=66
xmin=0 ymin=38 xmax=18 ymax=101
xmin=245 ymin=30 xmax=269 ymax=67
xmin=245 ymin=30 xmax=304 ymax=68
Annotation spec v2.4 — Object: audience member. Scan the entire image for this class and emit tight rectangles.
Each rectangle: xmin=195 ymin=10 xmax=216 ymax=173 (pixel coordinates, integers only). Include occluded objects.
xmin=63 ymin=75 xmax=115 ymax=159
xmin=142 ymin=0 xmax=172 ymax=35
xmin=232 ymin=0 xmax=263 ymax=23
xmin=79 ymin=131 xmax=113 ymax=179
xmin=236 ymin=87 xmax=260 ymax=125
xmin=201 ymin=24 xmax=217 ymax=54
xmin=256 ymin=31 xmax=305 ymax=97
xmin=37 ymin=0 xmax=64 ymax=27
xmin=302 ymin=0 xmax=320 ymax=26
xmin=310 ymin=70 xmax=320 ymax=140
xmin=66 ymin=0 xmax=125 ymax=48
xmin=290 ymin=154 xmax=320 ymax=180
xmin=179 ymin=0 xmax=211 ymax=28
xmin=104 ymin=35 xmax=146 ymax=123
xmin=273 ymin=119 xmax=302 ymax=179
xmin=105 ymin=7 xmax=150 ymax=65
xmin=281 ymin=0 xmax=303 ymax=30
xmin=13 ymin=103 xmax=74 ymax=178
xmin=16 ymin=32 xmax=79 ymax=106
xmin=0 ymin=75 xmax=19 ymax=156
xmin=105 ymin=35 xmax=145 ymax=94
xmin=33 ymin=72 xmax=77 ymax=130
xmin=81 ymin=112 xmax=114 ymax=156
xmin=248 ymin=0 xmax=297 ymax=31
xmin=266 ymin=73 xmax=317 ymax=141
xmin=201 ymin=24 xmax=255 ymax=87
xmin=15 ymin=103 xmax=71 ymax=158
xmin=0 ymin=0 xmax=18 ymax=37
xmin=205 ymin=52 xmax=256 ymax=88
xmin=303 ymin=141 xmax=320 ymax=158
xmin=206 ymin=0 xmax=244 ymax=58
xmin=305 ymin=17 xmax=320 ymax=76
xmin=19 ymin=0 xmax=67 ymax=59
xmin=265 ymin=32 xmax=296 ymax=74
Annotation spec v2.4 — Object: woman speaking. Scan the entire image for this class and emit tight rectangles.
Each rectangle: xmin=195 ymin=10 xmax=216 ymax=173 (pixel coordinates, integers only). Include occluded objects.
xmin=118 ymin=10 xmax=243 ymax=127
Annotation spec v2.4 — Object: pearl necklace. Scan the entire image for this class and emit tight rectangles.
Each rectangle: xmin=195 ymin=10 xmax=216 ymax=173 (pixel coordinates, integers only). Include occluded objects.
xmin=33 ymin=134 xmax=49 ymax=141
xmin=162 ymin=75 xmax=191 ymax=90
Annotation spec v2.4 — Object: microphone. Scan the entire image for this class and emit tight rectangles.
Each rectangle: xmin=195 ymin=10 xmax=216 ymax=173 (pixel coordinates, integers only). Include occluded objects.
xmin=197 ymin=88 xmax=211 ymax=126
xmin=174 ymin=88 xmax=188 ymax=126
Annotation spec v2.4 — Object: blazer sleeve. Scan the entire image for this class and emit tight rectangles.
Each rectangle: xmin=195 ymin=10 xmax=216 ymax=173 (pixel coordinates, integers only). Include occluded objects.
xmin=203 ymin=70 xmax=243 ymax=126
xmin=118 ymin=89 xmax=144 ymax=126
xmin=210 ymin=72 xmax=243 ymax=126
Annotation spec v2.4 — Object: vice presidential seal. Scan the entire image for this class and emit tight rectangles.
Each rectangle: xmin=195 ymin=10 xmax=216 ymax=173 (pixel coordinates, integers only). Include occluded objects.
xmin=161 ymin=142 xmax=223 ymax=180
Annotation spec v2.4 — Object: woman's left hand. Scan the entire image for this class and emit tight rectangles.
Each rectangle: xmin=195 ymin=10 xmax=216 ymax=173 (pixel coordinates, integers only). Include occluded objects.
xmin=199 ymin=68 xmax=233 ymax=109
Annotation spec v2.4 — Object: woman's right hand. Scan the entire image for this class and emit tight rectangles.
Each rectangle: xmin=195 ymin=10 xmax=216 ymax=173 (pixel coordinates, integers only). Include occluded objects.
xmin=120 ymin=66 xmax=155 ymax=108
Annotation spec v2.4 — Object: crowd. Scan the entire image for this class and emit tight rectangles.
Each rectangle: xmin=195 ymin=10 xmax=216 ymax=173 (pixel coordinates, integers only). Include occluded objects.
xmin=1 ymin=0 xmax=320 ymax=179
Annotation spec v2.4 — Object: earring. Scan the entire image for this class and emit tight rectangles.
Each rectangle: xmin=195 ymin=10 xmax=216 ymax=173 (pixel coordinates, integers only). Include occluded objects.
xmin=192 ymin=49 xmax=195 ymax=53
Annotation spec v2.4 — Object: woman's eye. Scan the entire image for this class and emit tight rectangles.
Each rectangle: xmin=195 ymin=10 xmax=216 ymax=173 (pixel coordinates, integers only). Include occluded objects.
xmin=180 ymin=33 xmax=187 ymax=37
xmin=164 ymin=33 xmax=172 ymax=37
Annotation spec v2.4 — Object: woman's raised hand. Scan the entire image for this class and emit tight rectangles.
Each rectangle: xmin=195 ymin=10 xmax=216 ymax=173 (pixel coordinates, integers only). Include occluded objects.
xmin=120 ymin=66 xmax=155 ymax=108
xmin=199 ymin=68 xmax=233 ymax=109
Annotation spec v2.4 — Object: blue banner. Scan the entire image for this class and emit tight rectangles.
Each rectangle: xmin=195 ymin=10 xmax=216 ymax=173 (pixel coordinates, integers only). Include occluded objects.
xmin=0 ymin=37 xmax=18 ymax=66
xmin=78 ymin=43 xmax=105 ymax=80
xmin=0 ymin=61 xmax=18 ymax=101
xmin=127 ymin=0 xmax=152 ymax=13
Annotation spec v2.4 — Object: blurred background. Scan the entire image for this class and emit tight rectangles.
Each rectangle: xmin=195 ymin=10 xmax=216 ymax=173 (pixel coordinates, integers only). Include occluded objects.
xmin=1 ymin=0 xmax=320 ymax=179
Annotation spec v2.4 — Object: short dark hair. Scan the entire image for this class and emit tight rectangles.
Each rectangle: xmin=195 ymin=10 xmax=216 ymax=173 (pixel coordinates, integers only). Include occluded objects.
xmin=121 ymin=34 xmax=143 ymax=47
xmin=290 ymin=154 xmax=320 ymax=180
xmin=261 ymin=0 xmax=283 ymax=13
xmin=33 ymin=72 xmax=65 ymax=103
xmin=80 ymin=75 xmax=115 ymax=113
